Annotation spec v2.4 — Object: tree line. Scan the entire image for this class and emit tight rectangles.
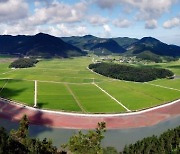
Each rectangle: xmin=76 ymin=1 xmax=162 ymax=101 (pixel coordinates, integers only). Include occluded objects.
xmin=120 ymin=126 xmax=180 ymax=154
xmin=136 ymin=53 xmax=163 ymax=63
xmin=136 ymin=53 xmax=179 ymax=63
xmin=89 ymin=63 xmax=174 ymax=82
xmin=9 ymin=58 xmax=39 ymax=68
xmin=0 ymin=115 xmax=179 ymax=153
xmin=0 ymin=115 xmax=58 ymax=154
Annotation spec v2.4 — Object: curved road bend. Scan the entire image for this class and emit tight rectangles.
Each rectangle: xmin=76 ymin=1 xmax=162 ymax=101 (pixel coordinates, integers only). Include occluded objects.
xmin=0 ymin=99 xmax=179 ymax=129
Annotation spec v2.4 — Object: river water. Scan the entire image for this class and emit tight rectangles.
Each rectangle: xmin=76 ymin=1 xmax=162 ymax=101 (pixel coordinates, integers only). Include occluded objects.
xmin=0 ymin=116 xmax=179 ymax=152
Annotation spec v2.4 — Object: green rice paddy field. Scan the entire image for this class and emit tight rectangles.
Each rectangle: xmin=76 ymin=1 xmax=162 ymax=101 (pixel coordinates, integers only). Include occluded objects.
xmin=0 ymin=56 xmax=179 ymax=113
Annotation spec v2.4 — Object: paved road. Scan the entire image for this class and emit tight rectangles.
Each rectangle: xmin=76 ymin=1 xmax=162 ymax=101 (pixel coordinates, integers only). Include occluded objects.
xmin=0 ymin=99 xmax=179 ymax=129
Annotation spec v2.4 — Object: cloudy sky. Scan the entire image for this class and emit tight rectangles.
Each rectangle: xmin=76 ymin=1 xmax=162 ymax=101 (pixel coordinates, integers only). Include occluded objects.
xmin=0 ymin=0 xmax=180 ymax=45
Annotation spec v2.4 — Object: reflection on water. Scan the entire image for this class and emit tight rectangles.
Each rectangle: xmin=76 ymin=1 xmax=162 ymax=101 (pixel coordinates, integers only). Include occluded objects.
xmin=0 ymin=116 xmax=180 ymax=152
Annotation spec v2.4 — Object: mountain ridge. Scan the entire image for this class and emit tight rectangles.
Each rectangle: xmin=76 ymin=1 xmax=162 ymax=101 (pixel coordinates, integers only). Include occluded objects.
xmin=0 ymin=33 xmax=180 ymax=57
xmin=128 ymin=37 xmax=180 ymax=57
xmin=0 ymin=33 xmax=86 ymax=58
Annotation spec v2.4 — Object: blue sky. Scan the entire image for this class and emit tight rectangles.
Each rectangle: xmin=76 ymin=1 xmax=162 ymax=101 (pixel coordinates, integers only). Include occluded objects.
xmin=0 ymin=0 xmax=180 ymax=45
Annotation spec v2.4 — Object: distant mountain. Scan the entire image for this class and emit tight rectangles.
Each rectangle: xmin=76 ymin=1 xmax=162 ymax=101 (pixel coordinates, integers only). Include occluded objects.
xmin=62 ymin=35 xmax=99 ymax=50
xmin=127 ymin=37 xmax=180 ymax=57
xmin=112 ymin=37 xmax=138 ymax=48
xmin=0 ymin=33 xmax=86 ymax=58
xmin=62 ymin=35 xmax=128 ymax=55
xmin=90 ymin=39 xmax=126 ymax=55
xmin=1 ymin=33 xmax=179 ymax=57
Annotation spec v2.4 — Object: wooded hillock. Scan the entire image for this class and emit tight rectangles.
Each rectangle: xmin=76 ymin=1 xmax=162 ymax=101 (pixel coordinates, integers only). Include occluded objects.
xmin=89 ymin=63 xmax=174 ymax=82
xmin=9 ymin=58 xmax=39 ymax=68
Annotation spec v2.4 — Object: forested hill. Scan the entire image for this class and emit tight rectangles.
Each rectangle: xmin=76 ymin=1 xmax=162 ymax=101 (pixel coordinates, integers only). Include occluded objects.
xmin=90 ymin=39 xmax=126 ymax=55
xmin=62 ymin=35 xmax=180 ymax=57
xmin=62 ymin=35 xmax=138 ymax=50
xmin=62 ymin=35 xmax=135 ymax=55
xmin=1 ymin=33 xmax=180 ymax=57
xmin=0 ymin=33 xmax=86 ymax=58
xmin=128 ymin=37 xmax=180 ymax=57
xmin=89 ymin=63 xmax=174 ymax=82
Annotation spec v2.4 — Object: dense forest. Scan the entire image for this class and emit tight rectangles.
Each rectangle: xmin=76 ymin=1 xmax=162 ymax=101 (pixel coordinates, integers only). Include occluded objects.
xmin=9 ymin=58 xmax=39 ymax=68
xmin=120 ymin=126 xmax=180 ymax=154
xmin=0 ymin=115 xmax=179 ymax=153
xmin=89 ymin=63 xmax=174 ymax=82
xmin=0 ymin=115 xmax=58 ymax=154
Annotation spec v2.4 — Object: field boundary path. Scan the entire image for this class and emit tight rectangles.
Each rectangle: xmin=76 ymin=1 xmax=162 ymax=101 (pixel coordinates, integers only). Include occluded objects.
xmin=145 ymin=82 xmax=180 ymax=92
xmin=92 ymin=83 xmax=131 ymax=112
xmin=64 ymin=84 xmax=87 ymax=113
xmin=33 ymin=80 xmax=37 ymax=107
xmin=0 ymin=79 xmax=9 ymax=94
xmin=1 ymin=69 xmax=17 ymax=75
xmin=0 ymin=97 xmax=179 ymax=129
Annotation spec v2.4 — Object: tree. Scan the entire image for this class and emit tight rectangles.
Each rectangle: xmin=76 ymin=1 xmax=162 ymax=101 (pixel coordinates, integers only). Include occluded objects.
xmin=10 ymin=115 xmax=58 ymax=154
xmin=9 ymin=58 xmax=39 ymax=68
xmin=89 ymin=62 xmax=174 ymax=82
xmin=103 ymin=147 xmax=118 ymax=154
xmin=10 ymin=115 xmax=29 ymax=143
xmin=0 ymin=127 xmax=8 ymax=153
xmin=62 ymin=122 xmax=106 ymax=154
xmin=121 ymin=126 xmax=180 ymax=154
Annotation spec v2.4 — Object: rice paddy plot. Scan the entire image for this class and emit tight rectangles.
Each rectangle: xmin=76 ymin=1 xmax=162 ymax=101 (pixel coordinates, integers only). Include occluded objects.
xmin=37 ymin=82 xmax=82 ymax=112
xmin=0 ymin=56 xmax=179 ymax=113
xmin=98 ymin=81 xmax=175 ymax=111
xmin=0 ymin=79 xmax=8 ymax=91
xmin=0 ymin=63 xmax=11 ymax=74
xmin=0 ymin=58 xmax=106 ymax=83
xmin=149 ymin=79 xmax=180 ymax=90
xmin=0 ymin=79 xmax=34 ymax=106
xmin=69 ymin=84 xmax=126 ymax=113
xmin=132 ymin=82 xmax=180 ymax=102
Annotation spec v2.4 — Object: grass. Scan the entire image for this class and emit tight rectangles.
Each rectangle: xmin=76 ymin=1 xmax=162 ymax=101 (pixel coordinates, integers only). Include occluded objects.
xmin=0 ymin=56 xmax=179 ymax=113
xmin=69 ymin=84 xmax=126 ymax=113
xmin=98 ymin=81 xmax=161 ymax=110
xmin=150 ymin=79 xmax=180 ymax=90
xmin=37 ymin=82 xmax=82 ymax=112
xmin=0 ymin=63 xmax=11 ymax=74
xmin=0 ymin=57 xmax=107 ymax=83
xmin=0 ymin=79 xmax=34 ymax=106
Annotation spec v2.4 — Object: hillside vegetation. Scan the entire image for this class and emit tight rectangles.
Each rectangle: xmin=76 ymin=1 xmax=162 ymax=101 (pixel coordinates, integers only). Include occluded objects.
xmin=121 ymin=126 xmax=180 ymax=154
xmin=128 ymin=37 xmax=180 ymax=57
xmin=1 ymin=33 xmax=180 ymax=57
xmin=89 ymin=63 xmax=174 ymax=82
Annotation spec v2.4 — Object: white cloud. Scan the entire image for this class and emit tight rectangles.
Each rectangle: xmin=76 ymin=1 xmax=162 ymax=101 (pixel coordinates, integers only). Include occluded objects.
xmin=0 ymin=0 xmax=28 ymax=23
xmin=0 ymin=0 xmax=89 ymax=36
xmin=113 ymin=18 xmax=131 ymax=28
xmin=54 ymin=24 xmax=88 ymax=36
xmin=103 ymin=24 xmax=111 ymax=37
xmin=1 ymin=23 xmax=39 ymax=35
xmin=145 ymin=19 xmax=157 ymax=29
xmin=28 ymin=1 xmax=87 ymax=26
xmin=0 ymin=22 xmax=88 ymax=37
xmin=89 ymin=15 xmax=109 ymax=26
xmin=96 ymin=0 xmax=177 ymax=20
xmin=103 ymin=24 xmax=111 ymax=33
xmin=163 ymin=17 xmax=180 ymax=29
